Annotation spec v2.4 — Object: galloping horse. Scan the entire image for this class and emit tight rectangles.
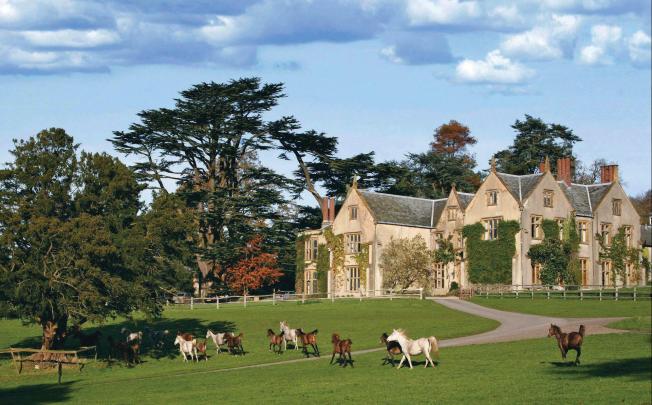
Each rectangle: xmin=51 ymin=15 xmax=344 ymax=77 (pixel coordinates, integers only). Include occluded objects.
xmin=206 ymin=330 xmax=231 ymax=354
xmin=380 ymin=332 xmax=403 ymax=366
xmin=226 ymin=333 xmax=245 ymax=356
xmin=279 ymin=321 xmax=300 ymax=351
xmin=267 ymin=329 xmax=284 ymax=354
xmin=330 ymin=333 xmax=353 ymax=367
xmin=174 ymin=334 xmax=197 ymax=362
xmin=386 ymin=329 xmax=439 ymax=369
xmin=548 ymin=324 xmax=585 ymax=365
xmin=296 ymin=329 xmax=319 ymax=357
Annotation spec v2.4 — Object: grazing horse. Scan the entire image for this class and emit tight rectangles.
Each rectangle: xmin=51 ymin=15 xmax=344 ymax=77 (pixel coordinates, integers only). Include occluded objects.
xmin=267 ymin=329 xmax=284 ymax=354
xmin=71 ymin=326 xmax=101 ymax=347
xmin=206 ymin=330 xmax=231 ymax=354
xmin=380 ymin=332 xmax=403 ymax=366
xmin=174 ymin=335 xmax=197 ymax=362
xmin=386 ymin=329 xmax=438 ymax=369
xmin=330 ymin=333 xmax=353 ymax=367
xmin=548 ymin=324 xmax=585 ymax=365
xmin=279 ymin=321 xmax=299 ymax=351
xmin=296 ymin=329 xmax=319 ymax=358
xmin=226 ymin=333 xmax=245 ymax=356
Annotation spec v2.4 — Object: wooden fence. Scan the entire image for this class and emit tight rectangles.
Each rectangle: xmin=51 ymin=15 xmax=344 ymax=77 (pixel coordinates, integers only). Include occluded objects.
xmin=0 ymin=346 xmax=97 ymax=383
xmin=471 ymin=285 xmax=652 ymax=301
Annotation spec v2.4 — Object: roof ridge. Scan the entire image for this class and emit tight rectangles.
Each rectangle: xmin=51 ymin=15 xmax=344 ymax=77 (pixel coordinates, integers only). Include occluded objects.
xmin=358 ymin=189 xmax=446 ymax=203
xmin=498 ymin=172 xmax=542 ymax=178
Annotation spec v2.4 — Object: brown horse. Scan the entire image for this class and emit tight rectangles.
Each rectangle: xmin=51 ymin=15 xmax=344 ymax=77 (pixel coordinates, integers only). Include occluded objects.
xmin=195 ymin=340 xmax=208 ymax=361
xmin=71 ymin=326 xmax=102 ymax=347
xmin=380 ymin=332 xmax=403 ymax=366
xmin=108 ymin=336 xmax=140 ymax=365
xmin=548 ymin=324 xmax=585 ymax=365
xmin=330 ymin=333 xmax=353 ymax=367
xmin=267 ymin=329 xmax=284 ymax=354
xmin=177 ymin=331 xmax=193 ymax=341
xmin=296 ymin=329 xmax=319 ymax=357
xmin=226 ymin=333 xmax=245 ymax=356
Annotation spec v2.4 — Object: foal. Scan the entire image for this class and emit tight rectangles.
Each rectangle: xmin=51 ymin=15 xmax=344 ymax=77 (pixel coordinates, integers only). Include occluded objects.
xmin=548 ymin=324 xmax=585 ymax=365
xmin=330 ymin=333 xmax=353 ymax=367
xmin=380 ymin=332 xmax=403 ymax=366
xmin=267 ymin=329 xmax=284 ymax=354
xmin=296 ymin=329 xmax=319 ymax=357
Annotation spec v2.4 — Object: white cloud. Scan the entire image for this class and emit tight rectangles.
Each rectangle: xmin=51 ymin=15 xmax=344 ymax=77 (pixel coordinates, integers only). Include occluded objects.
xmin=405 ymin=0 xmax=480 ymax=26
xmin=21 ymin=29 xmax=120 ymax=48
xmin=500 ymin=14 xmax=581 ymax=60
xmin=455 ymin=50 xmax=535 ymax=84
xmin=579 ymin=24 xmax=622 ymax=64
xmin=628 ymin=30 xmax=651 ymax=66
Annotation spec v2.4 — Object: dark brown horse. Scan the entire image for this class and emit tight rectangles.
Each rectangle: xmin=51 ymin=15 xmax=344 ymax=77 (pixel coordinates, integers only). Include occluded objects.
xmin=108 ymin=336 xmax=140 ymax=365
xmin=226 ymin=333 xmax=245 ymax=356
xmin=548 ymin=324 xmax=585 ymax=365
xmin=380 ymin=332 xmax=403 ymax=366
xmin=267 ymin=329 xmax=284 ymax=354
xmin=330 ymin=333 xmax=353 ymax=367
xmin=296 ymin=329 xmax=319 ymax=357
xmin=71 ymin=326 xmax=101 ymax=347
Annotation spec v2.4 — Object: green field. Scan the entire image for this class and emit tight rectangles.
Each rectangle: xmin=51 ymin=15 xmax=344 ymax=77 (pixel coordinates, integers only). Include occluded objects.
xmin=1 ymin=299 xmax=650 ymax=404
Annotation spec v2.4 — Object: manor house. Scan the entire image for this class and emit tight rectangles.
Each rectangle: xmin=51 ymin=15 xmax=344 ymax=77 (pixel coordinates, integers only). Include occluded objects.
xmin=298 ymin=158 xmax=646 ymax=295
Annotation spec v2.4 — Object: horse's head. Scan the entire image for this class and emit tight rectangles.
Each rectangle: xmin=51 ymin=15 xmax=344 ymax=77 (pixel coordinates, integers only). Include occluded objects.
xmin=548 ymin=324 xmax=560 ymax=337
xmin=173 ymin=335 xmax=182 ymax=346
xmin=206 ymin=330 xmax=213 ymax=339
xmin=267 ymin=329 xmax=275 ymax=337
xmin=331 ymin=333 xmax=340 ymax=343
xmin=380 ymin=333 xmax=389 ymax=344
xmin=386 ymin=329 xmax=404 ymax=342
xmin=279 ymin=321 xmax=286 ymax=331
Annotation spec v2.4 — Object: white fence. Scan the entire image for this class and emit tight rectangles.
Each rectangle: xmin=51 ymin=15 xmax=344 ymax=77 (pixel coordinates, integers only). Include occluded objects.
xmin=471 ymin=284 xmax=652 ymax=301
xmin=169 ymin=288 xmax=424 ymax=310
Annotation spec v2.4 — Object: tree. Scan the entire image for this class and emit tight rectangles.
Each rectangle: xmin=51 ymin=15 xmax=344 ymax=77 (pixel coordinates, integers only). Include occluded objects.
xmin=494 ymin=115 xmax=582 ymax=175
xmin=431 ymin=120 xmax=477 ymax=158
xmin=224 ymin=235 xmax=283 ymax=295
xmin=630 ymin=189 xmax=652 ymax=223
xmin=380 ymin=235 xmax=432 ymax=290
xmin=598 ymin=227 xmax=641 ymax=286
xmin=0 ymin=129 xmax=161 ymax=349
xmin=528 ymin=217 xmax=580 ymax=286
xmin=573 ymin=158 xmax=608 ymax=184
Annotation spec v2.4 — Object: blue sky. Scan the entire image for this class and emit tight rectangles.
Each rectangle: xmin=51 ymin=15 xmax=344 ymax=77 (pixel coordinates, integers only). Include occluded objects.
xmin=0 ymin=0 xmax=650 ymax=196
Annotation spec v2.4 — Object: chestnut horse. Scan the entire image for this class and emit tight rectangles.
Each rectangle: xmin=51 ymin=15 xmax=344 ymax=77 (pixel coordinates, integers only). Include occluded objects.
xmin=296 ymin=329 xmax=319 ymax=357
xmin=226 ymin=333 xmax=245 ymax=356
xmin=267 ymin=329 xmax=284 ymax=354
xmin=380 ymin=332 xmax=403 ymax=366
xmin=330 ymin=333 xmax=353 ymax=367
xmin=548 ymin=324 xmax=585 ymax=365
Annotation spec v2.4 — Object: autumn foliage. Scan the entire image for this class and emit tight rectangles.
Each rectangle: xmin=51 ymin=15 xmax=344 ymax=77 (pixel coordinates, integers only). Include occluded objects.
xmin=225 ymin=235 xmax=283 ymax=294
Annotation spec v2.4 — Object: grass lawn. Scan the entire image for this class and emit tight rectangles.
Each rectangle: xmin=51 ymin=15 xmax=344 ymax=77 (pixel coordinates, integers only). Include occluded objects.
xmin=470 ymin=297 xmax=652 ymax=318
xmin=0 ymin=332 xmax=649 ymax=404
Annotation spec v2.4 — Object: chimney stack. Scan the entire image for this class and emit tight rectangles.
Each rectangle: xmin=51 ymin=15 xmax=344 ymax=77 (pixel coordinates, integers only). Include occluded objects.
xmin=328 ymin=197 xmax=336 ymax=223
xmin=600 ymin=164 xmax=619 ymax=183
xmin=556 ymin=157 xmax=572 ymax=186
xmin=538 ymin=161 xmax=546 ymax=174
xmin=321 ymin=197 xmax=329 ymax=225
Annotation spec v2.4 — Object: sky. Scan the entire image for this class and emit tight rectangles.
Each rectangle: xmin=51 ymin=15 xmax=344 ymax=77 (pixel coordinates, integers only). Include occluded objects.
xmin=0 ymin=0 xmax=650 ymax=198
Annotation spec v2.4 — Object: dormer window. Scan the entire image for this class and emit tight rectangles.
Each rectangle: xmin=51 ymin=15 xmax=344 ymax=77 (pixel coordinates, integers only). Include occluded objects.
xmin=447 ymin=207 xmax=458 ymax=221
xmin=612 ymin=199 xmax=621 ymax=216
xmin=349 ymin=205 xmax=358 ymax=221
xmin=543 ymin=190 xmax=554 ymax=208
xmin=486 ymin=190 xmax=498 ymax=206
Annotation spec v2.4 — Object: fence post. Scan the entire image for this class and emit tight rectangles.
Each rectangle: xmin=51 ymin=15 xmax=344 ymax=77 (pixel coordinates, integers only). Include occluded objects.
xmin=331 ymin=292 xmax=335 ymax=303
xmin=190 ymin=296 xmax=194 ymax=310
xmin=516 ymin=290 xmax=519 ymax=299
xmin=615 ymin=287 xmax=618 ymax=301
xmin=633 ymin=287 xmax=637 ymax=301
xmin=302 ymin=292 xmax=305 ymax=304
xmin=216 ymin=296 xmax=220 ymax=310
xmin=272 ymin=291 xmax=276 ymax=306
xmin=500 ymin=285 xmax=503 ymax=299
xmin=244 ymin=293 xmax=247 ymax=308
xmin=580 ymin=289 xmax=583 ymax=301
xmin=420 ymin=287 xmax=424 ymax=300
xmin=563 ymin=290 xmax=566 ymax=300
xmin=531 ymin=289 xmax=534 ymax=300
xmin=547 ymin=290 xmax=550 ymax=300
xmin=390 ymin=290 xmax=393 ymax=301
xmin=599 ymin=286 xmax=602 ymax=301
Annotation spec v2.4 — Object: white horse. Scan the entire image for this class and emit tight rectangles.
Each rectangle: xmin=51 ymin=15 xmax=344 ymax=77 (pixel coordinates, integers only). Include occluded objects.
xmin=174 ymin=335 xmax=197 ymax=362
xmin=386 ymin=329 xmax=439 ymax=369
xmin=206 ymin=330 xmax=231 ymax=354
xmin=279 ymin=321 xmax=299 ymax=351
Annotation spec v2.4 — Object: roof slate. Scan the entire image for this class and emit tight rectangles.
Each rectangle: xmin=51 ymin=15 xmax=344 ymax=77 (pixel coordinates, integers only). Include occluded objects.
xmin=357 ymin=190 xmax=446 ymax=228
xmin=457 ymin=193 xmax=474 ymax=209
xmin=496 ymin=172 xmax=544 ymax=203
xmin=558 ymin=182 xmax=612 ymax=217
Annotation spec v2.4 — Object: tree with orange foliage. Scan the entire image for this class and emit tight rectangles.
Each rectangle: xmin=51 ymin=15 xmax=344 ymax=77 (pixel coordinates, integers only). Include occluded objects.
xmin=225 ymin=235 xmax=283 ymax=295
xmin=431 ymin=120 xmax=477 ymax=158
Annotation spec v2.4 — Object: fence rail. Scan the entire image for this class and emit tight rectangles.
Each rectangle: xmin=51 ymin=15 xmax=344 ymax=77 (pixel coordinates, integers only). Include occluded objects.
xmin=471 ymin=284 xmax=652 ymax=301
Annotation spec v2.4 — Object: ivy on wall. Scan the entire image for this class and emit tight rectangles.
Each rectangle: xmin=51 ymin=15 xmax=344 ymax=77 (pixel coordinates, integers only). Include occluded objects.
xmin=355 ymin=243 xmax=370 ymax=289
xmin=295 ymin=235 xmax=306 ymax=293
xmin=463 ymin=220 xmax=519 ymax=284
xmin=529 ymin=215 xmax=581 ymax=286
xmin=316 ymin=244 xmax=329 ymax=293
xmin=541 ymin=219 xmax=559 ymax=241
xmin=324 ymin=227 xmax=344 ymax=274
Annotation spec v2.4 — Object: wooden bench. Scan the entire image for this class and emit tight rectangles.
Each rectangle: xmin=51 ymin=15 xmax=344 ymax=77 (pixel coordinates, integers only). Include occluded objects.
xmin=0 ymin=346 xmax=97 ymax=383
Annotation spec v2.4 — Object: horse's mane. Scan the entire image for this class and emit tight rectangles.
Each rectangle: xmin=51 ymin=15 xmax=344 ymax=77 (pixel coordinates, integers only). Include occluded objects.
xmin=550 ymin=324 xmax=561 ymax=334
xmin=395 ymin=329 xmax=408 ymax=338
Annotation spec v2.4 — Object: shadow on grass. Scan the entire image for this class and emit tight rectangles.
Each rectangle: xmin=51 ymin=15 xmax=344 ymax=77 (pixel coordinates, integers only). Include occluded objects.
xmin=547 ymin=357 xmax=651 ymax=381
xmin=0 ymin=381 xmax=74 ymax=404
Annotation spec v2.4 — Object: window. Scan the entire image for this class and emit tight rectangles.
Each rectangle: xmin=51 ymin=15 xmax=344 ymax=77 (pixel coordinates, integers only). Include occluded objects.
xmin=612 ymin=199 xmax=622 ymax=216
xmin=580 ymin=258 xmax=589 ymax=286
xmin=305 ymin=271 xmax=318 ymax=294
xmin=627 ymin=262 xmax=638 ymax=285
xmin=600 ymin=223 xmax=612 ymax=246
xmin=349 ymin=205 xmax=358 ymax=221
xmin=447 ymin=206 xmax=458 ymax=221
xmin=483 ymin=217 xmax=501 ymax=240
xmin=345 ymin=233 xmax=361 ymax=254
xmin=624 ymin=226 xmax=632 ymax=247
xmin=433 ymin=263 xmax=445 ymax=289
xmin=305 ymin=238 xmax=318 ymax=261
xmin=531 ymin=263 xmax=542 ymax=285
xmin=578 ymin=221 xmax=590 ymax=244
xmin=543 ymin=190 xmax=554 ymax=208
xmin=556 ymin=218 xmax=565 ymax=241
xmin=346 ymin=266 xmax=360 ymax=291
xmin=486 ymin=190 xmax=498 ymax=206
xmin=531 ymin=215 xmax=543 ymax=240
xmin=601 ymin=261 xmax=612 ymax=287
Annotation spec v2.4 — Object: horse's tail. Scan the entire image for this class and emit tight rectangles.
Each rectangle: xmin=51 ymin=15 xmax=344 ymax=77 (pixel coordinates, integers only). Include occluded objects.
xmin=578 ymin=325 xmax=585 ymax=337
xmin=428 ymin=336 xmax=440 ymax=358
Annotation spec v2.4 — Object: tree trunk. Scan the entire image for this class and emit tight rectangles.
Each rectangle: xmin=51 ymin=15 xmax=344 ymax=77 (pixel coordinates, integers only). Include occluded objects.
xmin=41 ymin=317 xmax=68 ymax=351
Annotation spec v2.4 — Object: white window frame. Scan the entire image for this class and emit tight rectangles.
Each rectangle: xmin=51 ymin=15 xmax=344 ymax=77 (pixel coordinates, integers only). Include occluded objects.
xmin=543 ymin=190 xmax=554 ymax=208
xmin=349 ymin=205 xmax=358 ymax=221
xmin=483 ymin=217 xmax=501 ymax=240
xmin=486 ymin=190 xmax=498 ymax=206
xmin=346 ymin=266 xmax=360 ymax=291
xmin=531 ymin=215 xmax=543 ymax=240
xmin=345 ymin=233 xmax=361 ymax=254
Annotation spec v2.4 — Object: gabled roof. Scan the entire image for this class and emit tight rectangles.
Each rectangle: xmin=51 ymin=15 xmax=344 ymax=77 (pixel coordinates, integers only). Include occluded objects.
xmin=642 ymin=225 xmax=652 ymax=247
xmin=495 ymin=172 xmax=544 ymax=204
xmin=456 ymin=192 xmax=475 ymax=210
xmin=558 ymin=182 xmax=613 ymax=218
xmin=357 ymin=189 xmax=446 ymax=228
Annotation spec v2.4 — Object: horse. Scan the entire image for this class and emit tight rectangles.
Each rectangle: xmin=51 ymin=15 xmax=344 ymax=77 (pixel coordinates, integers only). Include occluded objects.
xmin=548 ymin=324 xmax=585 ymax=365
xmin=296 ymin=329 xmax=319 ymax=358
xmin=380 ymin=332 xmax=403 ymax=366
xmin=195 ymin=340 xmax=209 ymax=361
xmin=226 ymin=333 xmax=245 ymax=356
xmin=330 ymin=333 xmax=353 ymax=367
xmin=279 ymin=321 xmax=300 ymax=351
xmin=174 ymin=334 xmax=197 ymax=362
xmin=121 ymin=328 xmax=143 ymax=344
xmin=385 ymin=329 xmax=438 ymax=369
xmin=108 ymin=336 xmax=140 ymax=365
xmin=267 ymin=329 xmax=284 ymax=354
xmin=144 ymin=327 xmax=169 ymax=348
xmin=206 ymin=330 xmax=232 ymax=354
xmin=70 ymin=326 xmax=102 ymax=347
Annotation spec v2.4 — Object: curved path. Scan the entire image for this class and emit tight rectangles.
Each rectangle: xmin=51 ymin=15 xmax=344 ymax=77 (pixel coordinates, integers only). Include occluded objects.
xmin=432 ymin=297 xmax=627 ymax=348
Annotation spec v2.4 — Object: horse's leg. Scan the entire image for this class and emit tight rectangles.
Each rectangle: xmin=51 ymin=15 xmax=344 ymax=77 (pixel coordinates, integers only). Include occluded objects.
xmin=314 ymin=343 xmax=320 ymax=357
xmin=575 ymin=347 xmax=581 ymax=365
xmin=406 ymin=353 xmax=413 ymax=369
xmin=397 ymin=355 xmax=406 ymax=369
xmin=348 ymin=352 xmax=354 ymax=368
xmin=330 ymin=351 xmax=336 ymax=365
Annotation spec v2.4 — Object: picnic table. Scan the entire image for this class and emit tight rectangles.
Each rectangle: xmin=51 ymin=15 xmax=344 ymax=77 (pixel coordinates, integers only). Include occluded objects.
xmin=0 ymin=346 xmax=97 ymax=383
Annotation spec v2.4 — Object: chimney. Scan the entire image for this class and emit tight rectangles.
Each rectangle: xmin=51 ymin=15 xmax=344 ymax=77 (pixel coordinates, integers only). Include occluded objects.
xmin=321 ymin=197 xmax=329 ymax=225
xmin=556 ymin=157 xmax=572 ymax=186
xmin=538 ymin=161 xmax=546 ymax=174
xmin=600 ymin=164 xmax=619 ymax=183
xmin=328 ymin=197 xmax=336 ymax=222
